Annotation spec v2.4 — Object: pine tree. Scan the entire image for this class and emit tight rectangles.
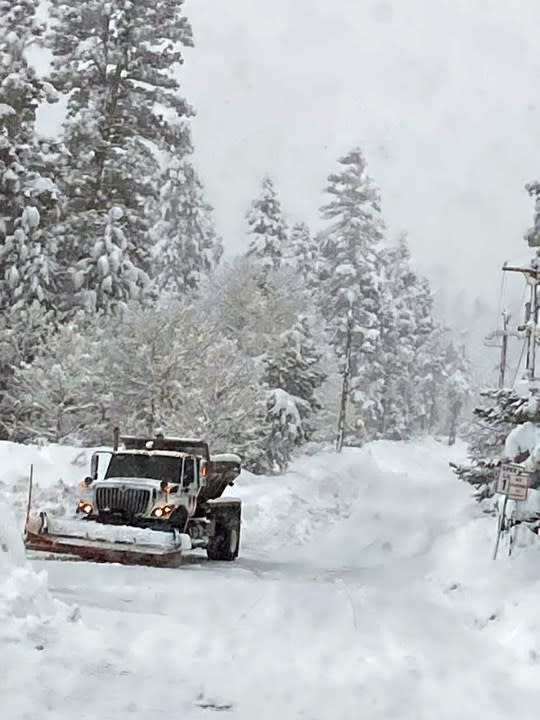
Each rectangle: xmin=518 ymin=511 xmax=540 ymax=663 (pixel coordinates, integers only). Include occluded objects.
xmin=0 ymin=0 xmax=60 ymax=323
xmin=378 ymin=235 xmax=456 ymax=440
xmin=288 ymin=222 xmax=320 ymax=290
xmin=246 ymin=176 xmax=288 ymax=273
xmin=444 ymin=342 xmax=472 ymax=444
xmin=319 ymin=147 xmax=386 ymax=443
xmin=48 ymin=0 xmax=194 ymax=313
xmin=264 ymin=389 xmax=303 ymax=473
xmin=406 ymin=277 xmax=449 ymax=434
xmin=412 ymin=326 xmax=447 ymax=433
xmin=262 ymin=316 xmax=326 ymax=443
xmin=71 ymin=205 xmax=146 ymax=314
xmin=0 ymin=0 xmax=63 ymax=432
xmin=153 ymin=158 xmax=222 ymax=298
xmin=379 ymin=236 xmax=417 ymax=439
xmin=451 ymin=389 xmax=536 ymax=501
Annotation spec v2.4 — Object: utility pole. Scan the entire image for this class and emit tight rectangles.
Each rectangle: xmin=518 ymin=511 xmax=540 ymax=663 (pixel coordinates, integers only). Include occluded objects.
xmin=504 ymin=262 xmax=540 ymax=390
xmin=526 ymin=278 xmax=539 ymax=383
xmin=484 ymin=311 xmax=516 ymax=389
xmin=336 ymin=309 xmax=353 ymax=453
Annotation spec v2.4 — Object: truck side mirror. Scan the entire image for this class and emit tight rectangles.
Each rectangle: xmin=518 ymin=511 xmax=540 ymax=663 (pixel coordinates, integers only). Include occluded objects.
xmin=90 ymin=453 xmax=99 ymax=481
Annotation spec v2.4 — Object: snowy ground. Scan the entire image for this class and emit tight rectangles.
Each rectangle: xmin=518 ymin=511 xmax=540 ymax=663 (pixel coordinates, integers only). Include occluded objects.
xmin=3 ymin=438 xmax=540 ymax=719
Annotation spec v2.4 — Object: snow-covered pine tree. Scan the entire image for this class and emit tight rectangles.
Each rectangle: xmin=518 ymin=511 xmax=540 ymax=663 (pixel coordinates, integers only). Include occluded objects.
xmin=263 ymin=389 xmax=303 ymax=473
xmin=379 ymin=235 xmax=417 ymax=439
xmin=409 ymin=278 xmax=449 ymax=434
xmin=319 ymin=147 xmax=386 ymax=444
xmin=288 ymin=222 xmax=320 ymax=291
xmin=48 ymin=0 xmax=194 ymax=313
xmin=85 ymin=204 xmax=149 ymax=310
xmin=0 ymin=0 xmax=60 ymax=324
xmin=451 ymin=389 xmax=537 ymax=501
xmin=0 ymin=0 xmax=63 ymax=435
xmin=444 ymin=342 xmax=473 ymax=444
xmin=378 ymin=235 xmax=457 ymax=439
xmin=153 ymin=158 xmax=222 ymax=299
xmin=0 ymin=0 xmax=39 ymax=237
xmin=246 ymin=176 xmax=288 ymax=274
xmin=262 ymin=316 xmax=326 ymax=444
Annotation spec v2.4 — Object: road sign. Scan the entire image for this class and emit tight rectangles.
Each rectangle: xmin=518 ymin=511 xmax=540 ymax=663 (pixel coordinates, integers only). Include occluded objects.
xmin=496 ymin=464 xmax=530 ymax=502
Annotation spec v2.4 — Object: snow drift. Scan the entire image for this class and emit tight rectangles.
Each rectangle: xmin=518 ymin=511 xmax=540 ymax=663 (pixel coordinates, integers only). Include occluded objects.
xmin=0 ymin=498 xmax=76 ymax=643
xmin=0 ymin=495 xmax=128 ymax=720
xmin=0 ymin=440 xmax=93 ymax=523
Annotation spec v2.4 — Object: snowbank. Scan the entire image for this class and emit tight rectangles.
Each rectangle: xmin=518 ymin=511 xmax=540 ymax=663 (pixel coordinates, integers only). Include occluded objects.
xmin=0 ymin=440 xmax=93 ymax=523
xmin=236 ymin=437 xmax=474 ymax=568
xmin=0 ymin=499 xmax=87 ymax=716
xmin=0 ymin=498 xmax=74 ymax=634
xmin=0 ymin=491 xmax=146 ymax=720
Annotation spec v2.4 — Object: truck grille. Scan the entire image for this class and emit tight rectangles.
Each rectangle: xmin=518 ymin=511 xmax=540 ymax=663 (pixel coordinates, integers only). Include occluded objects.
xmin=95 ymin=487 xmax=151 ymax=516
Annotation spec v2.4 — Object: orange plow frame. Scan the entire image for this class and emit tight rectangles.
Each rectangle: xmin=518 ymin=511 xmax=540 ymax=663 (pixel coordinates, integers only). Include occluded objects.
xmin=23 ymin=466 xmax=184 ymax=568
xmin=24 ymin=526 xmax=184 ymax=567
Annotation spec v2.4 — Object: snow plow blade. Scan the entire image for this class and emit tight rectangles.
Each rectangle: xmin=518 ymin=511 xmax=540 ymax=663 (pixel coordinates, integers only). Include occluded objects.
xmin=24 ymin=515 xmax=188 ymax=568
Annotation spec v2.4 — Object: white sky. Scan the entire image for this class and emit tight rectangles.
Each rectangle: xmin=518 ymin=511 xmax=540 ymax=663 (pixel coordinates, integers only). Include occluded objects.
xmin=181 ymin=0 xmax=540 ymax=305
xmin=33 ymin=0 xmax=540 ymax=309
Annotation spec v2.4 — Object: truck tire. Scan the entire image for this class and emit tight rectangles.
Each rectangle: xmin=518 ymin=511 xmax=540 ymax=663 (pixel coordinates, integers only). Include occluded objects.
xmin=207 ymin=503 xmax=241 ymax=561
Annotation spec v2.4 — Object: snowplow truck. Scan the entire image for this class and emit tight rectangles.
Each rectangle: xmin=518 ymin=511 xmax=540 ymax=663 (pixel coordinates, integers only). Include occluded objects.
xmin=24 ymin=435 xmax=242 ymax=567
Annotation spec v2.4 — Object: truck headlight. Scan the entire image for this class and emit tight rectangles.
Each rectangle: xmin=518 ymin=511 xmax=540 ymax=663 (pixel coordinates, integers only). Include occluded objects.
xmin=151 ymin=505 xmax=174 ymax=519
xmin=78 ymin=501 xmax=93 ymax=515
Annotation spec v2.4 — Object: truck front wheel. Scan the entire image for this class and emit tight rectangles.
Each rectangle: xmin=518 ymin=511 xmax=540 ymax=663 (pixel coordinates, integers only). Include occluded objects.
xmin=207 ymin=518 xmax=240 ymax=561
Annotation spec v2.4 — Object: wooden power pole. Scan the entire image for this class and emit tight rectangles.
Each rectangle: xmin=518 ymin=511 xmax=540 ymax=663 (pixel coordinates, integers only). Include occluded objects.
xmin=484 ymin=311 xmax=515 ymax=389
xmin=336 ymin=309 xmax=353 ymax=453
xmin=504 ymin=262 xmax=540 ymax=390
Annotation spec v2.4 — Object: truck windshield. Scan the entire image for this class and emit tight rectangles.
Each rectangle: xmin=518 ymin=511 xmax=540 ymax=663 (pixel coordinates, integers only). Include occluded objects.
xmin=105 ymin=454 xmax=182 ymax=483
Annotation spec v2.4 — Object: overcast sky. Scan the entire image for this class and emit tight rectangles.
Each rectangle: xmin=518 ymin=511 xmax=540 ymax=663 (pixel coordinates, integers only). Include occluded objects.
xmin=180 ymin=0 xmax=540 ymax=305
xmin=34 ymin=1 xmax=540 ymax=309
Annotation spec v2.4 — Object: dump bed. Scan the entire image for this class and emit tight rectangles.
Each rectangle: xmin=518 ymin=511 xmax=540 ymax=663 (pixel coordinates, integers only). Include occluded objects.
xmin=197 ymin=453 xmax=242 ymax=508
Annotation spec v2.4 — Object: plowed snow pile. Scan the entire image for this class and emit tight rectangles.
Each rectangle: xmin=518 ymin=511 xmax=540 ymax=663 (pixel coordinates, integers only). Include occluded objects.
xmin=3 ymin=437 xmax=540 ymax=719
xmin=0 ymin=500 xmax=75 ymax=714
xmin=0 ymin=500 xmax=130 ymax=720
xmin=0 ymin=440 xmax=93 ymax=521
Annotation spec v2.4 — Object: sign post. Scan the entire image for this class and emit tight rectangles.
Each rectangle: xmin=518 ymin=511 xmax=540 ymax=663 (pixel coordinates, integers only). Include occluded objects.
xmin=493 ymin=464 xmax=530 ymax=559
xmin=496 ymin=463 xmax=530 ymax=501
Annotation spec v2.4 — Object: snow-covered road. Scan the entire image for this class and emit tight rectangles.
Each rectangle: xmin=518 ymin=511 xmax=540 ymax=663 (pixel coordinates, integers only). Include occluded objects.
xmin=4 ymin=438 xmax=540 ymax=719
